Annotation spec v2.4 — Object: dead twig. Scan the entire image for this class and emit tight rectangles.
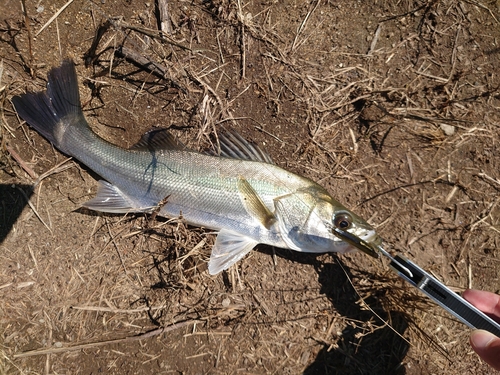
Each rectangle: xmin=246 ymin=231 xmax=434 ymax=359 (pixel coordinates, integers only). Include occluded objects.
xmin=16 ymin=186 xmax=52 ymax=233
xmin=116 ymin=20 xmax=192 ymax=52
xmin=367 ymin=24 xmax=382 ymax=55
xmin=237 ymin=0 xmax=246 ymax=80
xmin=13 ymin=320 xmax=203 ymax=358
xmin=20 ymin=0 xmax=34 ymax=77
xmin=157 ymin=0 xmax=173 ymax=35
xmin=70 ymin=304 xmax=167 ymax=313
xmin=0 ymin=59 xmax=4 ymax=93
xmin=5 ymin=145 xmax=38 ymax=179
xmin=463 ymin=0 xmax=500 ymax=24
xmin=114 ymin=46 xmax=185 ymax=92
xmin=84 ymin=20 xmax=112 ymax=67
xmin=477 ymin=172 xmax=500 ymax=190
xmin=34 ymin=158 xmax=74 ymax=186
xmin=291 ymin=0 xmax=321 ymax=52
xmin=115 ymin=45 xmax=168 ymax=78
xmin=35 ymin=0 xmax=74 ymax=36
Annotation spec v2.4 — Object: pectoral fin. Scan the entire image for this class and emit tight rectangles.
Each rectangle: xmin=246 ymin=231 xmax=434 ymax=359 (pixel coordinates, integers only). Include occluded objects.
xmin=83 ymin=180 xmax=153 ymax=213
xmin=237 ymin=176 xmax=276 ymax=229
xmin=209 ymin=229 xmax=259 ymax=275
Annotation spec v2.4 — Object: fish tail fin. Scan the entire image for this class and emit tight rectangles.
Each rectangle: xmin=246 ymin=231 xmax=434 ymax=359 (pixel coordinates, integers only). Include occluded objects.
xmin=12 ymin=59 xmax=86 ymax=151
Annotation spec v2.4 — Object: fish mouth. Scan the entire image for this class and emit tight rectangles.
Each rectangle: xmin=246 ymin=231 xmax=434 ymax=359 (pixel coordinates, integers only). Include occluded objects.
xmin=359 ymin=229 xmax=383 ymax=247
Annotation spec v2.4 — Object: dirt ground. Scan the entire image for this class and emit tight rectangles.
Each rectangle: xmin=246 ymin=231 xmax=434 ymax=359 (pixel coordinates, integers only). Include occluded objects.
xmin=1 ymin=0 xmax=500 ymax=374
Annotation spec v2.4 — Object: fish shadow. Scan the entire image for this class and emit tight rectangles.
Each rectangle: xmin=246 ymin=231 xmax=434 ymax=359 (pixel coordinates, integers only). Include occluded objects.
xmin=0 ymin=184 xmax=33 ymax=244
xmin=270 ymin=249 xmax=409 ymax=375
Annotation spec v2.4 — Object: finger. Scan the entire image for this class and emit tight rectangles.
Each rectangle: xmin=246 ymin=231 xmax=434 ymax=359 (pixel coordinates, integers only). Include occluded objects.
xmin=463 ymin=289 xmax=500 ymax=319
xmin=470 ymin=330 xmax=500 ymax=371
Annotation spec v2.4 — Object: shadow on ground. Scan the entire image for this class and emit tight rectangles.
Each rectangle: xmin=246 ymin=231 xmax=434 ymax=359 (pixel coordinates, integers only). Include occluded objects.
xmin=0 ymin=184 xmax=33 ymax=243
xmin=303 ymin=255 xmax=409 ymax=375
xmin=150 ymin=243 xmax=410 ymax=374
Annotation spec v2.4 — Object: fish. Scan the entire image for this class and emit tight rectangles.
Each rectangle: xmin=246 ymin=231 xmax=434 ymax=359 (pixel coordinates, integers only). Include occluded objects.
xmin=12 ymin=59 xmax=381 ymax=275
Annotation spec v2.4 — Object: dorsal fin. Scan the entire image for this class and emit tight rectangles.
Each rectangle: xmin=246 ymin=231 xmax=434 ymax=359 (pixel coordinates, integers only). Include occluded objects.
xmin=216 ymin=130 xmax=274 ymax=164
xmin=129 ymin=128 xmax=189 ymax=151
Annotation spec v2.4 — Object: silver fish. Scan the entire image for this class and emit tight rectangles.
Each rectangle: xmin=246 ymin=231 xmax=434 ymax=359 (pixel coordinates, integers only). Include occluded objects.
xmin=12 ymin=60 xmax=381 ymax=275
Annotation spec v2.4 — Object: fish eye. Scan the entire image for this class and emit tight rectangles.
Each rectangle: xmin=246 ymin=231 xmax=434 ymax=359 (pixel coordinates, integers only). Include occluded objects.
xmin=333 ymin=213 xmax=353 ymax=230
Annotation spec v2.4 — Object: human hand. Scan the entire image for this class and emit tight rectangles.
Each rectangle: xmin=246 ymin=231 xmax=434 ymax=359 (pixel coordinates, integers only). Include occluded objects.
xmin=463 ymin=289 xmax=500 ymax=370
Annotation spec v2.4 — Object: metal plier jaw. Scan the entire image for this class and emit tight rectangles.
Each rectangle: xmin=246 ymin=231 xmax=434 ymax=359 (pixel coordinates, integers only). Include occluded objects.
xmin=331 ymin=227 xmax=380 ymax=258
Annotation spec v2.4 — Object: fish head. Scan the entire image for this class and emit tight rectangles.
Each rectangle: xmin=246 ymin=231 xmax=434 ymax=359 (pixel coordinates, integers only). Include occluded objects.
xmin=275 ymin=186 xmax=381 ymax=253
xmin=328 ymin=203 xmax=382 ymax=252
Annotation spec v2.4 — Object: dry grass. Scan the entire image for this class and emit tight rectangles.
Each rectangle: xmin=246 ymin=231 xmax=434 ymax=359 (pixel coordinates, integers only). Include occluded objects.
xmin=1 ymin=0 xmax=500 ymax=374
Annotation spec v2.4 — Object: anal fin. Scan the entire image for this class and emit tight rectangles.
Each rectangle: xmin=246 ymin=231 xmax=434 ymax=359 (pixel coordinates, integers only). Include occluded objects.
xmin=83 ymin=180 xmax=152 ymax=213
xmin=208 ymin=229 xmax=259 ymax=275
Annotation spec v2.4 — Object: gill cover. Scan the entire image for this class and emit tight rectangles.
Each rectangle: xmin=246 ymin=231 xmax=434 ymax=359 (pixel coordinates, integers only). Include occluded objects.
xmin=273 ymin=188 xmax=349 ymax=253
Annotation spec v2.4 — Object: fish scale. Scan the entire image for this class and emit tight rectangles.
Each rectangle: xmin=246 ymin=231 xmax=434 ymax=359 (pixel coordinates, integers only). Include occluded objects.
xmin=12 ymin=59 xmax=381 ymax=275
